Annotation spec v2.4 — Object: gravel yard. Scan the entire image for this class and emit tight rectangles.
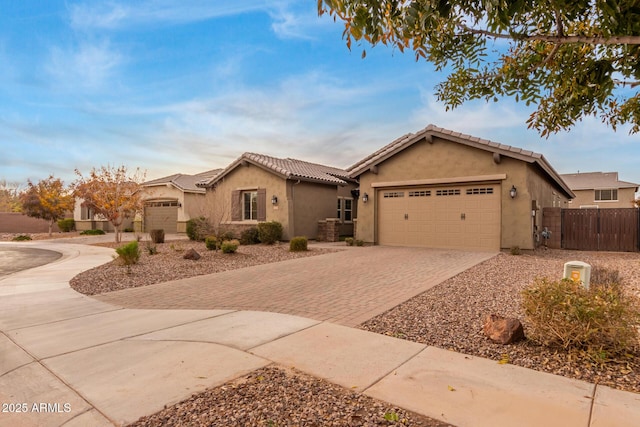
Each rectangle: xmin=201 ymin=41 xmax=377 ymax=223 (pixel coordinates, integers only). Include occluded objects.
xmin=70 ymin=240 xmax=337 ymax=295
xmin=361 ymin=249 xmax=640 ymax=394
xmin=130 ymin=366 xmax=450 ymax=427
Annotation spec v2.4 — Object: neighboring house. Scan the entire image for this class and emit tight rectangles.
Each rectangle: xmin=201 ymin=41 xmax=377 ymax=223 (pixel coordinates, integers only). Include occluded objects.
xmin=197 ymin=153 xmax=357 ymax=240
xmin=74 ymin=169 xmax=222 ymax=234
xmin=560 ymin=172 xmax=639 ymax=209
xmin=137 ymin=169 xmax=222 ymax=233
xmin=347 ymin=124 xmax=575 ymax=251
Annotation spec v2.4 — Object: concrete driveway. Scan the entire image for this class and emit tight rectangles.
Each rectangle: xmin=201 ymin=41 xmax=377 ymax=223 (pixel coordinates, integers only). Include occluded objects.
xmin=95 ymin=245 xmax=495 ymax=327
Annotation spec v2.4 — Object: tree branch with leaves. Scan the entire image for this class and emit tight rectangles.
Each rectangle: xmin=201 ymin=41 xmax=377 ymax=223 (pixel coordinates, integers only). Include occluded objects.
xmin=19 ymin=175 xmax=75 ymax=236
xmin=73 ymin=165 xmax=146 ymax=243
xmin=319 ymin=0 xmax=640 ymax=136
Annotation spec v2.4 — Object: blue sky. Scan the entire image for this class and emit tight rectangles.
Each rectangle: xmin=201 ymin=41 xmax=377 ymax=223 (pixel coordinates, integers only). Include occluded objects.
xmin=1 ymin=1 xmax=639 ymax=190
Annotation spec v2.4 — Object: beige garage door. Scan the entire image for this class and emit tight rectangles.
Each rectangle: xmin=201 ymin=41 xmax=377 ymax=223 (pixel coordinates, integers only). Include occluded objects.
xmin=144 ymin=201 xmax=178 ymax=233
xmin=377 ymin=184 xmax=501 ymax=251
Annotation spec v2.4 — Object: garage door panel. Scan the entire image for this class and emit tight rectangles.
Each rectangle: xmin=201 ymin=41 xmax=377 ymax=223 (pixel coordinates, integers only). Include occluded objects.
xmin=144 ymin=203 xmax=178 ymax=233
xmin=377 ymin=185 xmax=500 ymax=251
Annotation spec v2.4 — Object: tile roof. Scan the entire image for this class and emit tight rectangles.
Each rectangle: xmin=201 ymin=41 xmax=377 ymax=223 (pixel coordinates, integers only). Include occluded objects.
xmin=560 ymin=172 xmax=639 ymax=190
xmin=144 ymin=169 xmax=223 ymax=193
xmin=200 ymin=153 xmax=352 ymax=187
xmin=347 ymin=124 xmax=574 ymax=198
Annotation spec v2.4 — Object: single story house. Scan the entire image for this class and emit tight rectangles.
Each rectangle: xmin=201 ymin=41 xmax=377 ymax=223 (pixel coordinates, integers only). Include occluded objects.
xmin=137 ymin=169 xmax=222 ymax=233
xmin=560 ymin=172 xmax=639 ymax=209
xmin=347 ymin=125 xmax=575 ymax=251
xmin=74 ymin=169 xmax=221 ymax=234
xmin=197 ymin=153 xmax=357 ymax=240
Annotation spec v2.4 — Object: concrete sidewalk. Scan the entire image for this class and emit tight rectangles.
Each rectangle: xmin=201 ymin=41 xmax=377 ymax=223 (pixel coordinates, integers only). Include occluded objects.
xmin=0 ymin=241 xmax=638 ymax=427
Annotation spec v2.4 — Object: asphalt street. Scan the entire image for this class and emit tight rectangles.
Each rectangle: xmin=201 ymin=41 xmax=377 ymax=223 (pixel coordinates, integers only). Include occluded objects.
xmin=0 ymin=247 xmax=62 ymax=277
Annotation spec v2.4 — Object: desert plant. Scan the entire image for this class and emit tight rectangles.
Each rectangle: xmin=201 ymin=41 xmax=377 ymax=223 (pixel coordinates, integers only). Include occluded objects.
xmin=80 ymin=229 xmax=105 ymax=235
xmin=12 ymin=234 xmax=32 ymax=241
xmin=220 ymin=239 xmax=240 ymax=254
xmin=521 ymin=276 xmax=640 ymax=358
xmin=289 ymin=236 xmax=308 ymax=252
xmin=57 ymin=218 xmax=75 ymax=232
xmin=186 ymin=216 xmax=213 ymax=241
xmin=355 ymin=239 xmax=364 ymax=246
xmin=257 ymin=221 xmax=283 ymax=244
xmin=510 ymin=246 xmax=521 ymax=255
xmin=115 ymin=241 xmax=140 ymax=273
xmin=345 ymin=237 xmax=354 ymax=246
xmin=205 ymin=235 xmax=220 ymax=251
xmin=144 ymin=240 xmax=158 ymax=255
xmin=149 ymin=229 xmax=165 ymax=244
xmin=123 ymin=227 xmax=134 ymax=232
xmin=240 ymin=226 xmax=260 ymax=245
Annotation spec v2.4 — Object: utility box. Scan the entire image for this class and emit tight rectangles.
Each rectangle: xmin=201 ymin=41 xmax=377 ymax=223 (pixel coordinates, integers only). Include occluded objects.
xmin=563 ymin=261 xmax=591 ymax=289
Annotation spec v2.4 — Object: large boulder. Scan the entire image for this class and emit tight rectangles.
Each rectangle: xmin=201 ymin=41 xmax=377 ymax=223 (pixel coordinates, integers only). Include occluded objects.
xmin=483 ymin=314 xmax=525 ymax=345
xmin=183 ymin=248 xmax=201 ymax=260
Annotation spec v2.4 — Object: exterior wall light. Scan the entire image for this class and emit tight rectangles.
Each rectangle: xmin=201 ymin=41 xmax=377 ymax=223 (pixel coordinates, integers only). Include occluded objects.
xmin=362 ymin=193 xmax=369 ymax=203
xmin=510 ymin=185 xmax=517 ymax=199
xmin=271 ymin=195 xmax=278 ymax=205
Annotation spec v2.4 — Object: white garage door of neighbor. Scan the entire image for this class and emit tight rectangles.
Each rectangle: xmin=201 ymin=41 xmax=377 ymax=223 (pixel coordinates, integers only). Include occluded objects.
xmin=144 ymin=201 xmax=178 ymax=233
xmin=377 ymin=184 xmax=501 ymax=251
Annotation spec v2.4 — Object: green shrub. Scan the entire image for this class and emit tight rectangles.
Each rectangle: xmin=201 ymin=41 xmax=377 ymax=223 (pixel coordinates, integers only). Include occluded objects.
xmin=355 ymin=239 xmax=364 ymax=246
xmin=80 ymin=229 xmax=105 ymax=235
xmin=221 ymin=239 xmax=240 ymax=254
xmin=149 ymin=229 xmax=165 ymax=244
xmin=257 ymin=221 xmax=283 ymax=245
xmin=186 ymin=217 xmax=212 ymax=241
xmin=510 ymin=246 xmax=521 ymax=255
xmin=521 ymin=275 xmax=640 ymax=358
xmin=115 ymin=241 xmax=140 ymax=272
xmin=289 ymin=236 xmax=308 ymax=252
xmin=345 ymin=237 xmax=354 ymax=246
xmin=123 ymin=227 xmax=134 ymax=233
xmin=240 ymin=227 xmax=260 ymax=245
xmin=12 ymin=234 xmax=32 ymax=241
xmin=205 ymin=235 xmax=220 ymax=251
xmin=57 ymin=218 xmax=75 ymax=232
xmin=218 ymin=230 xmax=235 ymax=241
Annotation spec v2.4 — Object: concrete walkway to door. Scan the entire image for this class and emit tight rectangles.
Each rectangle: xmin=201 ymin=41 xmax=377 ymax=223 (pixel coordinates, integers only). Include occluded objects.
xmin=95 ymin=245 xmax=495 ymax=327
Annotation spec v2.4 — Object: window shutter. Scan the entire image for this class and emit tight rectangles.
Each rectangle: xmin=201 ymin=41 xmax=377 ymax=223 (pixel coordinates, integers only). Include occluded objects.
xmin=231 ymin=190 xmax=241 ymax=221
xmin=257 ymin=188 xmax=266 ymax=221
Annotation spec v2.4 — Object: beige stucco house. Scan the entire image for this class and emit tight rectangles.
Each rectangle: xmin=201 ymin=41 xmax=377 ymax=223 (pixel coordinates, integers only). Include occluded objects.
xmin=136 ymin=169 xmax=222 ymax=233
xmin=198 ymin=153 xmax=357 ymax=240
xmin=560 ymin=172 xmax=639 ymax=209
xmin=347 ymin=125 xmax=574 ymax=251
xmin=73 ymin=169 xmax=222 ymax=233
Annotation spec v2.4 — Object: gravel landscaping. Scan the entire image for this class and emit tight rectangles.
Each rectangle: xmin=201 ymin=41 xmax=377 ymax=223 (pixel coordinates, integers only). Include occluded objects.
xmin=361 ymin=249 xmax=640 ymax=394
xmin=70 ymin=240 xmax=337 ymax=295
xmin=130 ymin=366 xmax=450 ymax=427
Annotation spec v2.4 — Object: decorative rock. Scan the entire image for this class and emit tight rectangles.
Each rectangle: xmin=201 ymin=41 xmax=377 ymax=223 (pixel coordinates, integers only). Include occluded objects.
xmin=483 ymin=314 xmax=525 ymax=344
xmin=183 ymin=248 xmax=201 ymax=260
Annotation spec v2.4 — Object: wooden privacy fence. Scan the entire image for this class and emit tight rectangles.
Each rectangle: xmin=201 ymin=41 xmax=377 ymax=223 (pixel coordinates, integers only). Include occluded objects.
xmin=560 ymin=208 xmax=639 ymax=252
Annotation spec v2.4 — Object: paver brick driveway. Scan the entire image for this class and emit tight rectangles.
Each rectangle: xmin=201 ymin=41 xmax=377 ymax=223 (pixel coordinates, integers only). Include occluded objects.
xmin=95 ymin=246 xmax=496 ymax=327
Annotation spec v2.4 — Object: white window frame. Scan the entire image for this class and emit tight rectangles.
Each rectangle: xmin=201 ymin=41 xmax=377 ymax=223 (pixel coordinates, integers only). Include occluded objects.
xmin=594 ymin=188 xmax=618 ymax=202
xmin=243 ymin=191 xmax=258 ymax=220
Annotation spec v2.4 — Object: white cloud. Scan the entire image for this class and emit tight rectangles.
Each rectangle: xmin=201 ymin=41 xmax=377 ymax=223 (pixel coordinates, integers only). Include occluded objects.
xmin=269 ymin=2 xmax=334 ymax=40
xmin=47 ymin=40 xmax=123 ymax=91
xmin=69 ymin=0 xmax=270 ymax=30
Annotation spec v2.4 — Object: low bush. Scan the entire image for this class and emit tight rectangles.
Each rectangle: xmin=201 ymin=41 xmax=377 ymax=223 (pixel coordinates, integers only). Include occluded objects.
xmin=289 ymin=236 xmax=308 ymax=252
xmin=510 ymin=246 xmax=521 ymax=255
xmin=123 ymin=227 xmax=134 ymax=233
xmin=521 ymin=273 xmax=640 ymax=358
xmin=239 ymin=227 xmax=260 ymax=245
xmin=12 ymin=234 xmax=32 ymax=241
xmin=345 ymin=237 xmax=354 ymax=246
xmin=115 ymin=241 xmax=140 ymax=272
xmin=57 ymin=218 xmax=75 ymax=232
xmin=221 ymin=239 xmax=240 ymax=254
xmin=186 ymin=217 xmax=212 ymax=241
xmin=205 ymin=235 xmax=220 ymax=251
xmin=257 ymin=221 xmax=283 ymax=244
xmin=144 ymin=241 xmax=158 ymax=255
xmin=80 ymin=229 xmax=105 ymax=235
xmin=355 ymin=239 xmax=364 ymax=246
xmin=149 ymin=229 xmax=165 ymax=244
